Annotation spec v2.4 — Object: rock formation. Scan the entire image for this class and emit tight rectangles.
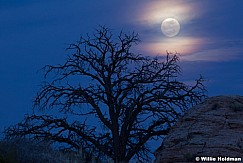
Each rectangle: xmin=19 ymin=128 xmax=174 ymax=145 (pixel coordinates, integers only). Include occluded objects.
xmin=154 ymin=96 xmax=243 ymax=162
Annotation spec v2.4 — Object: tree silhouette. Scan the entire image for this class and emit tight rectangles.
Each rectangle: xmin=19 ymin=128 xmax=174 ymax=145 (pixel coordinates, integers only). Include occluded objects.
xmin=5 ymin=26 xmax=206 ymax=162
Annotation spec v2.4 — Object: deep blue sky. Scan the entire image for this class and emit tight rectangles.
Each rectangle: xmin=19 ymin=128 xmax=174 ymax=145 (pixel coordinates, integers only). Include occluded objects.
xmin=1 ymin=0 xmax=243 ymax=135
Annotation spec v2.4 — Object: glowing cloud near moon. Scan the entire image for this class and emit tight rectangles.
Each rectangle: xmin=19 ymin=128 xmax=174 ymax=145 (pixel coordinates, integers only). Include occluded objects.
xmin=161 ymin=18 xmax=180 ymax=37
xmin=133 ymin=1 xmax=207 ymax=59
xmin=131 ymin=0 xmax=208 ymax=60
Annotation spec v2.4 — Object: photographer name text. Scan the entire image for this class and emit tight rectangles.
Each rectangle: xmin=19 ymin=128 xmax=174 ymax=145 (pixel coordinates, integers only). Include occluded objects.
xmin=195 ymin=156 xmax=242 ymax=162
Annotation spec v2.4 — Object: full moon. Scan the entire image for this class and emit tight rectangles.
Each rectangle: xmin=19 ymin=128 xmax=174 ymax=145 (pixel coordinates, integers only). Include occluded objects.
xmin=161 ymin=18 xmax=180 ymax=37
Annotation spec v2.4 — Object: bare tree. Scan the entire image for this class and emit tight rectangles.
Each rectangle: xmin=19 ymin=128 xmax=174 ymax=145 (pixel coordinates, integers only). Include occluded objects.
xmin=5 ymin=26 xmax=206 ymax=162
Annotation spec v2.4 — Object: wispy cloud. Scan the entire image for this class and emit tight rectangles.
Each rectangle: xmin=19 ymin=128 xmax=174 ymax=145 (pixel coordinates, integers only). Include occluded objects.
xmin=182 ymin=39 xmax=243 ymax=61
xmin=125 ymin=0 xmax=243 ymax=62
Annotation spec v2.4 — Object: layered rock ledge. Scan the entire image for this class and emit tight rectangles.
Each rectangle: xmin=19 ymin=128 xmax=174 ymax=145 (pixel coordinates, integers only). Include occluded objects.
xmin=154 ymin=96 xmax=243 ymax=162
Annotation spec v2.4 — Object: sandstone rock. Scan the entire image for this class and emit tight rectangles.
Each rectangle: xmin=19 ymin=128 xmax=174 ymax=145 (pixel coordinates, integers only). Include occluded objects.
xmin=154 ymin=96 xmax=243 ymax=162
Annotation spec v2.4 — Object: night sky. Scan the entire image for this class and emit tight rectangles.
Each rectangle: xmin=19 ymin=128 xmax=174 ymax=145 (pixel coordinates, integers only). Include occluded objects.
xmin=1 ymin=0 xmax=243 ymax=136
